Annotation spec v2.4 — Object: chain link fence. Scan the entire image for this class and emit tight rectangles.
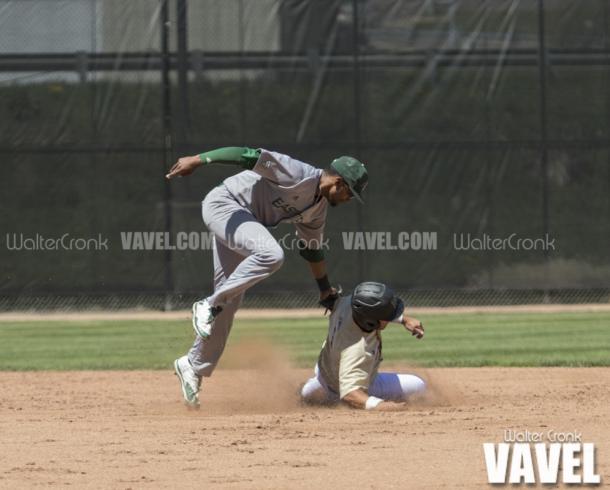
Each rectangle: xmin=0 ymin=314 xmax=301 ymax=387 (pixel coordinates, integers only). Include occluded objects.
xmin=1 ymin=0 xmax=609 ymax=310
xmin=1 ymin=288 xmax=608 ymax=312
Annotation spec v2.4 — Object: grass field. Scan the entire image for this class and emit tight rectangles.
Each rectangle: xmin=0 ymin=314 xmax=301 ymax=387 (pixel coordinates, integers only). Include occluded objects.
xmin=0 ymin=311 xmax=608 ymax=370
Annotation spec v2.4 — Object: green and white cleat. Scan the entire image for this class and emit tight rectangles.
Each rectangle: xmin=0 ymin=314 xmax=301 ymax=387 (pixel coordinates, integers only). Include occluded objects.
xmin=174 ymin=356 xmax=201 ymax=409
xmin=192 ymin=299 xmax=222 ymax=339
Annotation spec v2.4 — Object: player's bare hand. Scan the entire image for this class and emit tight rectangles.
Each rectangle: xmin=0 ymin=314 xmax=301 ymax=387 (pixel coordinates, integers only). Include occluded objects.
xmin=403 ymin=316 xmax=424 ymax=339
xmin=375 ymin=400 xmax=408 ymax=412
xmin=165 ymin=155 xmax=202 ymax=179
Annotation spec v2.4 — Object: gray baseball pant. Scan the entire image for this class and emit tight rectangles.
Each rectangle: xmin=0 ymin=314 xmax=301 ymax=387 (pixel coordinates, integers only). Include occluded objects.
xmin=188 ymin=185 xmax=285 ymax=377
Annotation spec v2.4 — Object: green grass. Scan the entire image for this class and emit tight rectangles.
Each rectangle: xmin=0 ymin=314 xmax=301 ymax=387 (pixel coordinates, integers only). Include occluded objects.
xmin=0 ymin=312 xmax=609 ymax=371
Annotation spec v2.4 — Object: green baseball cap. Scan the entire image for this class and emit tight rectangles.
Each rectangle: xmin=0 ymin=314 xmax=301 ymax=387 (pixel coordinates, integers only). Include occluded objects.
xmin=330 ymin=156 xmax=368 ymax=203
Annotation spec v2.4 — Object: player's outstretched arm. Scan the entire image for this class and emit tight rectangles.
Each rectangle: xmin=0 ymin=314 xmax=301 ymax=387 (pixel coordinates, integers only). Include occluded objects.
xmin=342 ymin=388 xmax=407 ymax=411
xmin=165 ymin=147 xmax=260 ymax=179
xmin=402 ymin=315 xmax=425 ymax=339
xmin=165 ymin=155 xmax=202 ymax=179
xmin=306 ymin=259 xmax=340 ymax=311
xmin=342 ymin=388 xmax=372 ymax=409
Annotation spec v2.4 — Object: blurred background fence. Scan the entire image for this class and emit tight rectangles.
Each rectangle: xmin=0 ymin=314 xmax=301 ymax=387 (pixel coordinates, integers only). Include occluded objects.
xmin=0 ymin=0 xmax=608 ymax=309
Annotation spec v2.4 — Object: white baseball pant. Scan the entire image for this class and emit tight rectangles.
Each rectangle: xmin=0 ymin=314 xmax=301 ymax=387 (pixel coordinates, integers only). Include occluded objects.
xmin=301 ymin=364 xmax=426 ymax=404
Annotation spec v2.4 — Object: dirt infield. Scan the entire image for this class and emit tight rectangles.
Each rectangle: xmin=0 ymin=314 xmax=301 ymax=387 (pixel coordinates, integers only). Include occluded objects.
xmin=1 ymin=367 xmax=607 ymax=489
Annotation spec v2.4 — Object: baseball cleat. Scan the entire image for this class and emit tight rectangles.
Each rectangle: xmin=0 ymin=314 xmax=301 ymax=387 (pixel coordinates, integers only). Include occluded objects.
xmin=192 ymin=299 xmax=222 ymax=339
xmin=174 ymin=356 xmax=201 ymax=409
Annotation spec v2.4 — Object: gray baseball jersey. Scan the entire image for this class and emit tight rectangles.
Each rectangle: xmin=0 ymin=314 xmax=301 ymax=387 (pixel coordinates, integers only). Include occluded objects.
xmin=317 ymin=295 xmax=383 ymax=399
xmin=222 ymin=149 xmax=328 ymax=246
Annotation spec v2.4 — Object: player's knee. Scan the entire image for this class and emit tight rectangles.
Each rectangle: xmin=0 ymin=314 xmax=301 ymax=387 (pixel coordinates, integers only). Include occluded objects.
xmin=200 ymin=198 xmax=215 ymax=228
xmin=300 ymin=378 xmax=316 ymax=400
xmin=300 ymin=378 xmax=327 ymax=404
xmin=300 ymin=382 xmax=312 ymax=401
xmin=269 ymin=244 xmax=285 ymax=270
xmin=257 ymin=244 xmax=284 ymax=272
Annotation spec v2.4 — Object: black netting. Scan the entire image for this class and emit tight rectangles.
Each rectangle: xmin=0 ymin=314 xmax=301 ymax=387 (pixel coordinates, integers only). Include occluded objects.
xmin=1 ymin=0 xmax=608 ymax=310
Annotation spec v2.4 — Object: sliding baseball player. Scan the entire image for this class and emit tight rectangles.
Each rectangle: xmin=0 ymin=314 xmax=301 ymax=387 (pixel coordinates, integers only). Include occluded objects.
xmin=301 ymin=281 xmax=426 ymax=411
xmin=166 ymin=147 xmax=368 ymax=408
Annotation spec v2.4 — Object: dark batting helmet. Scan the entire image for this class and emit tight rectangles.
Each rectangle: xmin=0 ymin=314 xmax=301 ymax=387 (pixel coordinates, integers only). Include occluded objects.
xmin=351 ymin=281 xmax=404 ymax=332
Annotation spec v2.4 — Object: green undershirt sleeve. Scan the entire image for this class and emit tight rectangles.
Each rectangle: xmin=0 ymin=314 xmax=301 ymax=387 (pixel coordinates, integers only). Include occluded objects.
xmin=198 ymin=147 xmax=261 ymax=170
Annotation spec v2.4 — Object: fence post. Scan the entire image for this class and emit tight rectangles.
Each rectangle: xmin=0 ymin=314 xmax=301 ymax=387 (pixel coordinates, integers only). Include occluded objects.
xmin=161 ymin=0 xmax=174 ymax=310
xmin=176 ymin=0 xmax=190 ymax=138
xmin=537 ymin=0 xmax=550 ymax=302
xmin=352 ymin=0 xmax=365 ymax=282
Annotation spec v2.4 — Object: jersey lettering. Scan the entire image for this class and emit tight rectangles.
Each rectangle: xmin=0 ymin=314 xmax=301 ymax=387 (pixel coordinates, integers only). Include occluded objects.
xmin=272 ymin=197 xmax=304 ymax=222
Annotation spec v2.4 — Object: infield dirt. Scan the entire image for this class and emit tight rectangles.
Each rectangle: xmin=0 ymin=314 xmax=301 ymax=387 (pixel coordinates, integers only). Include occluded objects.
xmin=1 ymin=363 xmax=608 ymax=489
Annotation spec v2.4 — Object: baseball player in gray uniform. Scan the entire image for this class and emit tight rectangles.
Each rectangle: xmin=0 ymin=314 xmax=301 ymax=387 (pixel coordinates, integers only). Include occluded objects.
xmin=165 ymin=147 xmax=368 ymax=408
xmin=301 ymin=281 xmax=426 ymax=411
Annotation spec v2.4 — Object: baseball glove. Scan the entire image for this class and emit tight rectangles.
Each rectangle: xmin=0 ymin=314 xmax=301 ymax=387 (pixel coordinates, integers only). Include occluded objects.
xmin=319 ymin=286 xmax=342 ymax=314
